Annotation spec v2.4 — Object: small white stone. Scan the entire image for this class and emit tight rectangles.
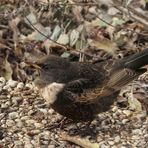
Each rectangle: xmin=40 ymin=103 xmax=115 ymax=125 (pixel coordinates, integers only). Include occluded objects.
xmin=1 ymin=103 xmax=9 ymax=109
xmin=6 ymin=119 xmax=15 ymax=127
xmin=30 ymin=130 xmax=40 ymax=134
xmin=112 ymin=106 xmax=118 ymax=112
xmin=14 ymin=140 xmax=23 ymax=146
xmin=25 ymin=83 xmax=33 ymax=89
xmin=17 ymin=82 xmax=24 ymax=89
xmin=7 ymin=79 xmax=18 ymax=88
xmin=123 ymin=110 xmax=132 ymax=116
xmin=114 ymin=136 xmax=120 ymax=143
xmin=8 ymin=112 xmax=19 ymax=119
xmin=34 ymin=123 xmax=44 ymax=129
xmin=117 ymin=109 xmax=123 ymax=114
xmin=21 ymin=116 xmax=29 ymax=121
xmin=12 ymin=96 xmax=23 ymax=103
xmin=3 ymin=85 xmax=10 ymax=90
xmin=108 ymin=140 xmax=115 ymax=145
xmin=144 ymin=134 xmax=148 ymax=138
xmin=42 ymin=120 xmax=47 ymax=124
xmin=122 ymin=119 xmax=129 ymax=124
xmin=48 ymin=145 xmax=55 ymax=148
xmin=24 ymin=144 xmax=33 ymax=148
xmin=16 ymin=121 xmax=24 ymax=128
xmin=39 ymin=108 xmax=48 ymax=114
xmin=25 ymin=119 xmax=36 ymax=125
xmin=131 ymin=135 xmax=139 ymax=140
xmin=132 ymin=129 xmax=142 ymax=134
xmin=48 ymin=109 xmax=54 ymax=114
xmin=0 ymin=77 xmax=6 ymax=87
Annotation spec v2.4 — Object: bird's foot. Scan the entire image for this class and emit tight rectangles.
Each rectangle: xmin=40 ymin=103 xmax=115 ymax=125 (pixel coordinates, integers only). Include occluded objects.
xmin=45 ymin=117 xmax=73 ymax=130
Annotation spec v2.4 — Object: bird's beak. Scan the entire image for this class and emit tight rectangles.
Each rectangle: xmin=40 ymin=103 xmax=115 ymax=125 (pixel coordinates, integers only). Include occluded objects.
xmin=25 ymin=55 xmax=48 ymax=69
xmin=31 ymin=63 xmax=41 ymax=69
xmin=25 ymin=61 xmax=41 ymax=70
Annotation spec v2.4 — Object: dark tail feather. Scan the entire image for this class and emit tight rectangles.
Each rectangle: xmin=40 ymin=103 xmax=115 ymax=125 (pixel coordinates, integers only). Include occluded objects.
xmin=124 ymin=48 xmax=148 ymax=70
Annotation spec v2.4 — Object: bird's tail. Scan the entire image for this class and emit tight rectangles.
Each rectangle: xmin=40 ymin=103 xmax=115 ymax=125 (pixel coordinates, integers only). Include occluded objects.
xmin=124 ymin=48 xmax=148 ymax=70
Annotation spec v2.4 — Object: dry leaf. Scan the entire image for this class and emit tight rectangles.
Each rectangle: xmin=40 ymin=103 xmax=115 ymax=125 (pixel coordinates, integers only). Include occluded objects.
xmin=127 ymin=93 xmax=142 ymax=112
xmin=50 ymin=25 xmax=62 ymax=41
xmin=70 ymin=29 xmax=80 ymax=46
xmin=88 ymin=38 xmax=118 ymax=54
xmin=57 ymin=33 xmax=69 ymax=45
xmin=26 ymin=24 xmax=49 ymax=41
xmin=0 ymin=57 xmax=13 ymax=80
xmin=61 ymin=133 xmax=101 ymax=148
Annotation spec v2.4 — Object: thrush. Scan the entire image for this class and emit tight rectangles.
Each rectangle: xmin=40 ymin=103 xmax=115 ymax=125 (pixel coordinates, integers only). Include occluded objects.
xmin=34 ymin=48 xmax=148 ymax=121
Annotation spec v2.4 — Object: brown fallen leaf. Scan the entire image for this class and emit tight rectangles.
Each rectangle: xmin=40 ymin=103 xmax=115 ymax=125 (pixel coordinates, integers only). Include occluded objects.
xmin=0 ymin=55 xmax=13 ymax=80
xmin=87 ymin=37 xmax=118 ymax=55
xmin=60 ymin=133 xmax=101 ymax=148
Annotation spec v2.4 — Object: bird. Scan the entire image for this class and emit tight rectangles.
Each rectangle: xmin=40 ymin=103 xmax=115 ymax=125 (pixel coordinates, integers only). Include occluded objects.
xmin=33 ymin=48 xmax=148 ymax=121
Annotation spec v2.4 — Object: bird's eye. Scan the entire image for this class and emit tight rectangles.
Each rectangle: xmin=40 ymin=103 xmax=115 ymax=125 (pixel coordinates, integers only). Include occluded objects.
xmin=42 ymin=64 xmax=49 ymax=70
xmin=42 ymin=64 xmax=55 ymax=70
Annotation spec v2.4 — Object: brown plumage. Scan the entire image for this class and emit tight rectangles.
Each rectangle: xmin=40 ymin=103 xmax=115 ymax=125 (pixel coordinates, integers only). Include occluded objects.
xmin=34 ymin=48 xmax=148 ymax=121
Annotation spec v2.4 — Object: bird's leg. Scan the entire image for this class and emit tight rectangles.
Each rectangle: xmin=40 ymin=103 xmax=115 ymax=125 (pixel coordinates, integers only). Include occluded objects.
xmin=59 ymin=117 xmax=74 ymax=129
xmin=45 ymin=117 xmax=73 ymax=130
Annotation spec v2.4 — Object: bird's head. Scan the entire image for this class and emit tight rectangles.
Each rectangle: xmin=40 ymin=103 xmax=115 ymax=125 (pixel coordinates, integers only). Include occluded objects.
xmin=31 ymin=55 xmax=71 ymax=88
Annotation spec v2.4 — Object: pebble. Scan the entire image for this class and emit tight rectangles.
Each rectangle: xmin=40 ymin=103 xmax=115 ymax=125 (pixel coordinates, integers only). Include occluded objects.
xmin=39 ymin=108 xmax=48 ymax=114
xmin=48 ymin=145 xmax=56 ymax=148
xmin=112 ymin=106 xmax=118 ymax=112
xmin=14 ymin=140 xmax=23 ymax=146
xmin=25 ymin=119 xmax=36 ymax=125
xmin=108 ymin=141 xmax=115 ymax=145
xmin=30 ymin=130 xmax=41 ymax=134
xmin=7 ymin=79 xmax=18 ymax=88
xmin=1 ymin=103 xmax=9 ymax=109
xmin=122 ymin=119 xmax=129 ymax=124
xmin=16 ymin=121 xmax=24 ymax=128
xmin=24 ymin=144 xmax=33 ymax=148
xmin=0 ymin=77 xmax=6 ymax=87
xmin=12 ymin=96 xmax=23 ymax=103
xmin=3 ymin=85 xmax=11 ymax=91
xmin=34 ymin=123 xmax=44 ymax=129
xmin=123 ymin=110 xmax=132 ymax=116
xmin=6 ymin=120 xmax=15 ymax=127
xmin=48 ymin=109 xmax=55 ymax=114
xmin=42 ymin=120 xmax=47 ymax=124
xmin=144 ymin=134 xmax=148 ymax=138
xmin=8 ymin=112 xmax=19 ymax=119
xmin=114 ymin=135 xmax=120 ymax=143
xmin=21 ymin=116 xmax=29 ymax=121
xmin=25 ymin=83 xmax=33 ymax=89
xmin=132 ymin=129 xmax=142 ymax=134
xmin=16 ymin=82 xmax=24 ymax=89
xmin=131 ymin=135 xmax=139 ymax=140
xmin=117 ymin=109 xmax=123 ymax=114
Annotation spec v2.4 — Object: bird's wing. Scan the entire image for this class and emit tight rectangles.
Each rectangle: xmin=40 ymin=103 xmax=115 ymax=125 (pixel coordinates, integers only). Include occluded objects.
xmin=65 ymin=68 xmax=146 ymax=104
xmin=65 ymin=78 xmax=90 ymax=93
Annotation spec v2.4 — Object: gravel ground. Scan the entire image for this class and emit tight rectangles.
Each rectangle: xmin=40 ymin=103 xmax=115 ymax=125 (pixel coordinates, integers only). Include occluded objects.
xmin=0 ymin=77 xmax=147 ymax=148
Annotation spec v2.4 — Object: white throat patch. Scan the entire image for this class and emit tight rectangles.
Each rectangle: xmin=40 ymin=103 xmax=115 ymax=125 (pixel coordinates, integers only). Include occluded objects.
xmin=40 ymin=82 xmax=65 ymax=105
